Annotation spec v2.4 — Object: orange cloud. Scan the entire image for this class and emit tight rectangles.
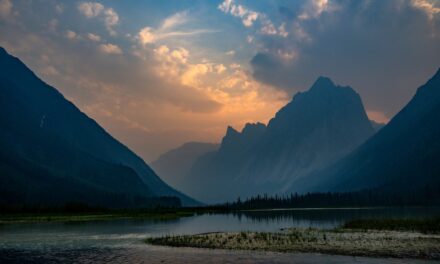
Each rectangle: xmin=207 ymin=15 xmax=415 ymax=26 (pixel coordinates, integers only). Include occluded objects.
xmin=367 ymin=110 xmax=390 ymax=124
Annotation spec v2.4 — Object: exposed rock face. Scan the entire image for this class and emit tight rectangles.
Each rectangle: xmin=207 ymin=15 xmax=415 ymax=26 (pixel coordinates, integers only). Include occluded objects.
xmin=183 ymin=77 xmax=374 ymax=203
xmin=292 ymin=68 xmax=440 ymax=194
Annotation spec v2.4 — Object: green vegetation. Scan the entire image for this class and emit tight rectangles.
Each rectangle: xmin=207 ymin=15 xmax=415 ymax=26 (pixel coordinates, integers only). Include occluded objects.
xmin=343 ymin=218 xmax=440 ymax=234
xmin=146 ymin=219 xmax=440 ymax=260
xmin=0 ymin=210 xmax=195 ymax=224
xmin=222 ymin=186 xmax=440 ymax=210
xmin=0 ymin=201 xmax=231 ymax=224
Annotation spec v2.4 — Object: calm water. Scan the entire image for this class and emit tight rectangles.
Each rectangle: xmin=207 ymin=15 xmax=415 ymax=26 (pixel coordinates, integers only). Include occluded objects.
xmin=1 ymin=207 xmax=439 ymax=263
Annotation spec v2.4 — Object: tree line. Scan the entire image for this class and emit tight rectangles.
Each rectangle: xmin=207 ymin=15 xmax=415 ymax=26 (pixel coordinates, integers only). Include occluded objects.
xmin=220 ymin=185 xmax=440 ymax=210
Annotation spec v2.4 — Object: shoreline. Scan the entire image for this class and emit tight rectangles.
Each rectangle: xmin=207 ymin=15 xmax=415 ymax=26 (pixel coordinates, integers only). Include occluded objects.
xmin=146 ymin=227 xmax=440 ymax=260
xmin=2 ymin=246 xmax=438 ymax=264
xmin=0 ymin=211 xmax=195 ymax=224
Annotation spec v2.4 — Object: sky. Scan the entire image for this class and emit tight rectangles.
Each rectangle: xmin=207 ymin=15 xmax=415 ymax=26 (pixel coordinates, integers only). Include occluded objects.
xmin=0 ymin=0 xmax=439 ymax=162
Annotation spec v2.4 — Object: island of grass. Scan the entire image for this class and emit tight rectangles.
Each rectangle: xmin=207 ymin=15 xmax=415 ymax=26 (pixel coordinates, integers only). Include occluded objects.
xmin=146 ymin=218 xmax=440 ymax=260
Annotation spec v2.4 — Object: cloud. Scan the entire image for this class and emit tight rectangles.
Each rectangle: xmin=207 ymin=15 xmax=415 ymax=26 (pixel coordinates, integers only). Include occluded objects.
xmin=98 ymin=43 xmax=122 ymax=54
xmin=3 ymin=0 xmax=439 ymax=162
xmin=150 ymin=42 xmax=286 ymax=117
xmin=367 ymin=110 xmax=390 ymax=124
xmin=242 ymin=11 xmax=259 ymax=27
xmin=78 ymin=2 xmax=119 ymax=35
xmin=55 ymin=4 xmax=64 ymax=14
xmin=218 ymin=0 xmax=259 ymax=27
xmin=411 ymin=0 xmax=440 ymax=20
xmin=218 ymin=0 xmax=287 ymax=37
xmin=103 ymin=8 xmax=119 ymax=35
xmin=154 ymin=45 xmax=189 ymax=64
xmin=161 ymin=11 xmax=188 ymax=30
xmin=48 ymin=19 xmax=58 ymax=32
xmin=0 ymin=0 xmax=286 ymax=161
xmin=249 ymin=0 xmax=440 ymax=118
xmin=278 ymin=23 xmax=289 ymax=37
xmin=0 ymin=0 xmax=12 ymax=20
xmin=260 ymin=20 xmax=277 ymax=35
xmin=215 ymin=64 xmax=227 ymax=74
xmin=87 ymin=33 xmax=101 ymax=42
xmin=40 ymin=65 xmax=59 ymax=76
xmin=65 ymin=30 xmax=78 ymax=40
xmin=78 ymin=2 xmax=104 ymax=18
xmin=298 ymin=0 xmax=331 ymax=20
xmin=136 ymin=11 xmax=217 ymax=45
xmin=138 ymin=27 xmax=156 ymax=44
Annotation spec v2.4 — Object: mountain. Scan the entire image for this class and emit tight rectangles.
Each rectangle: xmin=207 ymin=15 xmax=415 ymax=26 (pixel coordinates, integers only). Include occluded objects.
xmin=370 ymin=120 xmax=385 ymax=131
xmin=184 ymin=77 xmax=375 ymax=203
xmin=181 ymin=123 xmax=267 ymax=203
xmin=151 ymin=142 xmax=219 ymax=189
xmin=0 ymin=47 xmax=198 ymax=208
xmin=291 ymin=68 xmax=440 ymax=193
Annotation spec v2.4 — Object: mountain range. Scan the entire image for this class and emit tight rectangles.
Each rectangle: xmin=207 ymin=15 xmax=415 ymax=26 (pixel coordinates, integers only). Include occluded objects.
xmin=2 ymin=45 xmax=438 ymax=208
xmin=180 ymin=77 xmax=375 ymax=203
xmin=0 ymin=47 xmax=198 ymax=208
xmin=290 ymin=68 xmax=440 ymax=194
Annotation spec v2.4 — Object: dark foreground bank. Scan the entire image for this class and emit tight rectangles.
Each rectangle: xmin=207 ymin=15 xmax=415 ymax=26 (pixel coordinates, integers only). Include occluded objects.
xmin=0 ymin=246 xmax=438 ymax=264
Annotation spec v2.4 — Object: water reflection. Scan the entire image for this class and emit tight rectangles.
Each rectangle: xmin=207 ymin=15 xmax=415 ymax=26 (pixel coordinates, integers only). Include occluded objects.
xmin=228 ymin=207 xmax=440 ymax=228
xmin=0 ymin=207 xmax=439 ymax=251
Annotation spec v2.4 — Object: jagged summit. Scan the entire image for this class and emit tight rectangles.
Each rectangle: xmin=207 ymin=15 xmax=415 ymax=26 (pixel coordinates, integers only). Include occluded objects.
xmin=304 ymin=77 xmax=356 ymax=101
xmin=183 ymin=75 xmax=374 ymax=203
xmin=294 ymin=67 xmax=440 ymax=194
xmin=223 ymin=123 xmax=266 ymax=143
xmin=242 ymin=122 xmax=266 ymax=136
xmin=310 ymin=76 xmax=335 ymax=90
xmin=225 ymin=126 xmax=239 ymax=137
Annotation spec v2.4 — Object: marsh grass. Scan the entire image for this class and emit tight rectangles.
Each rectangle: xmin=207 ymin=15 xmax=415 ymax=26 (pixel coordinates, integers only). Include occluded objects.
xmin=0 ymin=211 xmax=194 ymax=224
xmin=146 ymin=219 xmax=440 ymax=260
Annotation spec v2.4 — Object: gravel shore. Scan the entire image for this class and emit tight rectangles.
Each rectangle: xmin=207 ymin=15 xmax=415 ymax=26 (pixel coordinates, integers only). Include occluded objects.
xmin=146 ymin=228 xmax=440 ymax=260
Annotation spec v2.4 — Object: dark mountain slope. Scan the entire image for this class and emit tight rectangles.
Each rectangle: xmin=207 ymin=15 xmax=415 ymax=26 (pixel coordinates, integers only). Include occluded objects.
xmin=0 ymin=47 xmax=198 ymax=207
xmin=294 ymin=68 xmax=440 ymax=193
xmin=243 ymin=77 xmax=374 ymax=184
xmin=184 ymin=78 xmax=374 ymax=203
xmin=181 ymin=123 xmax=266 ymax=203
xmin=370 ymin=120 xmax=385 ymax=131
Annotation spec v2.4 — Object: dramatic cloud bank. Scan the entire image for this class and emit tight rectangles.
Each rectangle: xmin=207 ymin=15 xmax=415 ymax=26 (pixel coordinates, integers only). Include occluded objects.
xmin=0 ymin=0 xmax=438 ymax=160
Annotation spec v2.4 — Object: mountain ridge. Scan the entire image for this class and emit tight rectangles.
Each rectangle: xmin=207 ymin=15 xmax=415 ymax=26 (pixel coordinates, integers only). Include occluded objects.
xmin=182 ymin=77 xmax=374 ymax=203
xmin=0 ymin=47 xmax=199 ymax=207
xmin=290 ymin=68 xmax=440 ymax=193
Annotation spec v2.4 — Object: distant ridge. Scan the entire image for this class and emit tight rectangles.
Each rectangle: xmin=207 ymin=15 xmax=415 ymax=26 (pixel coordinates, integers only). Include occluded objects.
xmin=151 ymin=142 xmax=219 ymax=189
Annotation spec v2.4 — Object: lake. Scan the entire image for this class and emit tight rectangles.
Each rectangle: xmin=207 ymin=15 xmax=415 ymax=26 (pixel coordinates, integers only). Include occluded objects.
xmin=1 ymin=207 xmax=439 ymax=263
